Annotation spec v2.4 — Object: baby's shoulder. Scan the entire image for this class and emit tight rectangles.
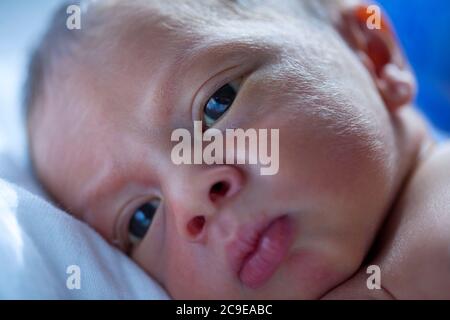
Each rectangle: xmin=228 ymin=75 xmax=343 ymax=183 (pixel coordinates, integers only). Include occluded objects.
xmin=322 ymin=143 xmax=450 ymax=300
xmin=403 ymin=142 xmax=450 ymax=220
xmin=373 ymin=142 xmax=450 ymax=298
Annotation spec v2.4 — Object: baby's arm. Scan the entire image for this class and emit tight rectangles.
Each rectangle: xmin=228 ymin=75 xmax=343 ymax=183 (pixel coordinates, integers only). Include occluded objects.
xmin=324 ymin=143 xmax=450 ymax=299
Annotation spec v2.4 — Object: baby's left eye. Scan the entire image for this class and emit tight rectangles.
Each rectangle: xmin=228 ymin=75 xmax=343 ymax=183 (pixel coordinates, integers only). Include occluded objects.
xmin=203 ymin=81 xmax=240 ymax=128
xmin=128 ymin=198 xmax=160 ymax=246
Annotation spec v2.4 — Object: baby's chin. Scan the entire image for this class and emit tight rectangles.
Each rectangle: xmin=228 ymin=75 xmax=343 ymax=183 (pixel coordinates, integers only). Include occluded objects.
xmin=167 ymin=238 xmax=359 ymax=299
xmin=175 ymin=260 xmax=349 ymax=299
xmin=243 ymin=248 xmax=355 ymax=299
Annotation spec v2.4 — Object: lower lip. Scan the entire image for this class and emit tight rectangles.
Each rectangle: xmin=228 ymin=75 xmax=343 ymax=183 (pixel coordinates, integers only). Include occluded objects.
xmin=239 ymin=215 xmax=294 ymax=289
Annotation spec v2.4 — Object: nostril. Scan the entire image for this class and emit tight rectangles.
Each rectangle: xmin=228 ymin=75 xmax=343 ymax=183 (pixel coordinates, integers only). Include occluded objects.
xmin=209 ymin=181 xmax=230 ymax=202
xmin=187 ymin=216 xmax=206 ymax=237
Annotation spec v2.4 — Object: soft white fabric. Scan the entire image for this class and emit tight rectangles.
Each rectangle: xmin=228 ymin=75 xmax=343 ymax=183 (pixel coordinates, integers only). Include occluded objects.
xmin=0 ymin=152 xmax=169 ymax=299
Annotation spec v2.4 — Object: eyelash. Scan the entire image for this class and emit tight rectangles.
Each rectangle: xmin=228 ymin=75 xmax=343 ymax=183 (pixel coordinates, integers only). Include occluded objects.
xmin=203 ymin=80 xmax=241 ymax=129
xmin=114 ymin=196 xmax=161 ymax=253
xmin=200 ymin=80 xmax=245 ymax=132
xmin=193 ymin=65 xmax=248 ymax=129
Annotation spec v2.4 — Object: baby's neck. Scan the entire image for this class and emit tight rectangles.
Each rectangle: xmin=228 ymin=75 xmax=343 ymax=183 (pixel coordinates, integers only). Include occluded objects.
xmin=363 ymin=106 xmax=432 ymax=264
xmin=387 ymin=105 xmax=434 ymax=213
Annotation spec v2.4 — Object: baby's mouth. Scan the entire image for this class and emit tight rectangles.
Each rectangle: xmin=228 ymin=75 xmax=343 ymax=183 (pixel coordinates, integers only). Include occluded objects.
xmin=226 ymin=215 xmax=294 ymax=289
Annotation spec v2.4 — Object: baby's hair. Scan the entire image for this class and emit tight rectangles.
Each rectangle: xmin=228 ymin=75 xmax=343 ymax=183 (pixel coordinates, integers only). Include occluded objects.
xmin=23 ymin=0 xmax=357 ymax=124
xmin=24 ymin=0 xmax=83 ymax=121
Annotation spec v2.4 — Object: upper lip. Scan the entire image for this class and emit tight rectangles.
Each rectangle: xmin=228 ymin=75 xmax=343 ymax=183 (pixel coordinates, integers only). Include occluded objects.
xmin=225 ymin=214 xmax=286 ymax=276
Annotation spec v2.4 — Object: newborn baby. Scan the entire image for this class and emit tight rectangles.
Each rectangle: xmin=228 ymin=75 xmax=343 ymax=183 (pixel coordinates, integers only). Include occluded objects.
xmin=26 ymin=0 xmax=450 ymax=299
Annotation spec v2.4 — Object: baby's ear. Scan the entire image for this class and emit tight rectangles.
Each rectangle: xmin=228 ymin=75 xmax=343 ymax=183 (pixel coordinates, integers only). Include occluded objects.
xmin=337 ymin=4 xmax=416 ymax=112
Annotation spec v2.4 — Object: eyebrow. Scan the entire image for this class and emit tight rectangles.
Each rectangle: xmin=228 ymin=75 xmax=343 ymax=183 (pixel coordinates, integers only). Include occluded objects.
xmin=172 ymin=39 xmax=268 ymax=74
xmin=133 ymin=37 xmax=267 ymax=128
xmin=149 ymin=38 xmax=269 ymax=113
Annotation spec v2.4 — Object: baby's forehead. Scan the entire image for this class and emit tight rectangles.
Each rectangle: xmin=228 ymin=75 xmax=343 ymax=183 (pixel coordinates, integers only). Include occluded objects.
xmin=86 ymin=0 xmax=327 ymax=76
xmin=87 ymin=0 xmax=320 ymax=53
xmin=65 ymin=0 xmax=337 ymax=119
xmin=90 ymin=0 xmax=251 ymax=37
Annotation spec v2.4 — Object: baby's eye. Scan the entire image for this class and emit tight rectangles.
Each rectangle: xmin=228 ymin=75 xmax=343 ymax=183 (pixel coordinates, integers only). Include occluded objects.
xmin=128 ymin=198 xmax=160 ymax=245
xmin=203 ymin=80 xmax=240 ymax=128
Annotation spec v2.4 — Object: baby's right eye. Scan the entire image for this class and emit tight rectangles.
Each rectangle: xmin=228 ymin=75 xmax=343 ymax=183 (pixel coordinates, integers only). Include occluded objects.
xmin=203 ymin=80 xmax=241 ymax=128
xmin=128 ymin=198 xmax=160 ymax=246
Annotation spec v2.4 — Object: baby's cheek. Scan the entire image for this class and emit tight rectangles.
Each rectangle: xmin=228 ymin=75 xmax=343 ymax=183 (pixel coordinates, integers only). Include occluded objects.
xmin=280 ymin=248 xmax=350 ymax=299
xmin=164 ymin=253 xmax=198 ymax=298
xmin=163 ymin=239 xmax=228 ymax=299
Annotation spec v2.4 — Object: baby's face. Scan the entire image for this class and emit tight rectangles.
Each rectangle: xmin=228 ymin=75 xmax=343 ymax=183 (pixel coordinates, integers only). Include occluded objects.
xmin=32 ymin=5 xmax=402 ymax=299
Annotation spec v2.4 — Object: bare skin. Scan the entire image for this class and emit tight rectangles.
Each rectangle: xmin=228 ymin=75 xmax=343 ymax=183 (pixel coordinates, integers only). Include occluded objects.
xmin=323 ymin=142 xmax=450 ymax=299
xmin=29 ymin=0 xmax=449 ymax=298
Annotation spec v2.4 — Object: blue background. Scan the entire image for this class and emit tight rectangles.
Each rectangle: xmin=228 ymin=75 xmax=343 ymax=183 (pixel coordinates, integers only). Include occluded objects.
xmin=378 ymin=0 xmax=450 ymax=132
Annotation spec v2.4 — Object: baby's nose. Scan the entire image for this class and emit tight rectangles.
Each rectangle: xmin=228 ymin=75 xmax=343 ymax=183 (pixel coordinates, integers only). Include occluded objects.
xmin=170 ymin=165 xmax=245 ymax=242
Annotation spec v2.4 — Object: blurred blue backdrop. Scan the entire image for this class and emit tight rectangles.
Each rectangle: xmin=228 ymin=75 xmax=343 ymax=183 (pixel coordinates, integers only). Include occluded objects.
xmin=378 ymin=0 xmax=450 ymax=132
